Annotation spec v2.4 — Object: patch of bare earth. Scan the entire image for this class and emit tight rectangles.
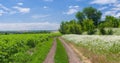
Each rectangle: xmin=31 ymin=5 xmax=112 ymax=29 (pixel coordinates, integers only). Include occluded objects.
xmin=69 ymin=43 xmax=92 ymax=63
xmin=43 ymin=38 xmax=57 ymax=63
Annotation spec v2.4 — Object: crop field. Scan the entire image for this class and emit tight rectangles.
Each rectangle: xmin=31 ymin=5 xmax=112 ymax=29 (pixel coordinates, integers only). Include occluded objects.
xmin=62 ymin=34 xmax=120 ymax=63
xmin=0 ymin=33 xmax=84 ymax=63
xmin=1 ymin=33 xmax=119 ymax=63
xmin=0 ymin=33 xmax=58 ymax=63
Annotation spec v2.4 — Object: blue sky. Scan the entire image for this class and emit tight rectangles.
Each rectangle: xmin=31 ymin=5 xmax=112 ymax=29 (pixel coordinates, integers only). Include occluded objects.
xmin=0 ymin=0 xmax=120 ymax=30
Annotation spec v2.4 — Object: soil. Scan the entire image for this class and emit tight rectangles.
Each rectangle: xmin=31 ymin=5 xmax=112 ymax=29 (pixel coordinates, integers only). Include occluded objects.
xmin=43 ymin=38 xmax=57 ymax=63
xmin=69 ymin=43 xmax=92 ymax=63
xmin=59 ymin=37 xmax=82 ymax=63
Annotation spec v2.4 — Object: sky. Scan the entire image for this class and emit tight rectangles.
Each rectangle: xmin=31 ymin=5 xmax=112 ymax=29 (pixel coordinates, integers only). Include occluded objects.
xmin=0 ymin=0 xmax=120 ymax=31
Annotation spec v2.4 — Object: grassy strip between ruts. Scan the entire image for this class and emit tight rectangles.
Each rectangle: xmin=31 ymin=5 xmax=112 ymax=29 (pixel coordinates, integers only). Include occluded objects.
xmin=28 ymin=38 xmax=54 ymax=63
xmin=54 ymin=38 xmax=69 ymax=63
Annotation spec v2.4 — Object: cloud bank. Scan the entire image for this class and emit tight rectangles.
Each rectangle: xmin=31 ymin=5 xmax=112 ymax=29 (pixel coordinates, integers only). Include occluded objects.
xmin=0 ymin=22 xmax=59 ymax=31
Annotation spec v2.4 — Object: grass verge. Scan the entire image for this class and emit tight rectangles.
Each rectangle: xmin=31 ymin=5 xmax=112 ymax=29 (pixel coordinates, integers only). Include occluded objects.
xmin=69 ymin=42 xmax=119 ymax=63
xmin=54 ymin=38 xmax=69 ymax=63
xmin=28 ymin=38 xmax=54 ymax=63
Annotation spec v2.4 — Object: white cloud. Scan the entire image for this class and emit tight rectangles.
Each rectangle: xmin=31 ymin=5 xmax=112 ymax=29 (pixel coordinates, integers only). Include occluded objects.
xmin=9 ymin=11 xmax=17 ymax=14
xmin=98 ymin=6 xmax=108 ymax=11
xmin=91 ymin=0 xmax=120 ymax=18
xmin=13 ymin=6 xmax=30 ymax=13
xmin=0 ymin=4 xmax=14 ymax=15
xmin=104 ymin=11 xmax=117 ymax=16
xmin=0 ymin=22 xmax=59 ymax=31
xmin=17 ymin=3 xmax=23 ymax=6
xmin=113 ymin=3 xmax=120 ymax=7
xmin=91 ymin=0 xmax=118 ymax=5
xmin=32 ymin=15 xmax=50 ymax=19
xmin=0 ymin=4 xmax=30 ymax=16
xmin=112 ymin=7 xmax=120 ymax=11
xmin=64 ymin=5 xmax=79 ymax=15
xmin=64 ymin=9 xmax=78 ymax=15
xmin=0 ymin=10 xmax=6 ymax=16
xmin=116 ymin=13 xmax=120 ymax=17
xmin=43 ymin=6 xmax=48 ymax=9
xmin=69 ymin=5 xmax=79 ymax=9
xmin=102 ymin=1 xmax=120 ymax=18
xmin=103 ymin=10 xmax=120 ymax=18
xmin=0 ymin=4 xmax=10 ymax=11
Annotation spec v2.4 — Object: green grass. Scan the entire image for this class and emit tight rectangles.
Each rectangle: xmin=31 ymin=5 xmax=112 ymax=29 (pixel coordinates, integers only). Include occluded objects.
xmin=28 ymin=38 xmax=54 ymax=63
xmin=54 ymin=38 xmax=69 ymax=63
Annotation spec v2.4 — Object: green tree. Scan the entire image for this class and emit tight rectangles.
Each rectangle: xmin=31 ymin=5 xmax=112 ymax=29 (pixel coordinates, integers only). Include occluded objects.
xmin=59 ymin=21 xmax=66 ymax=34
xmin=76 ymin=11 xmax=85 ymax=24
xmin=82 ymin=19 xmax=96 ymax=34
xmin=59 ymin=20 xmax=82 ymax=34
xmin=83 ymin=7 xmax=102 ymax=26
xmin=105 ymin=16 xmax=119 ymax=28
xmin=98 ymin=23 xmax=107 ymax=35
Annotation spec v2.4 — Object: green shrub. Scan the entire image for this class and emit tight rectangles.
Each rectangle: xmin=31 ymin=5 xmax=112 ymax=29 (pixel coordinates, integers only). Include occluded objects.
xmin=107 ymin=29 xmax=113 ymax=35
xmin=9 ymin=52 xmax=31 ymax=63
xmin=87 ymin=30 xmax=96 ymax=35
xmin=27 ymin=39 xmax=36 ymax=48
xmin=99 ymin=28 xmax=106 ymax=35
xmin=82 ymin=19 xmax=96 ymax=35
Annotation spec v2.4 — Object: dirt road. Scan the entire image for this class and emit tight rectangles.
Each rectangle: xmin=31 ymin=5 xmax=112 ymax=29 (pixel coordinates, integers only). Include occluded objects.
xmin=59 ymin=37 xmax=82 ymax=63
xmin=43 ymin=38 xmax=57 ymax=63
xmin=43 ymin=38 xmax=82 ymax=63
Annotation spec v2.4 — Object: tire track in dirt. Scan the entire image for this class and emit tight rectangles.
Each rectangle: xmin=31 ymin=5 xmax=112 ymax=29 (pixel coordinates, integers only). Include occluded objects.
xmin=59 ymin=37 xmax=82 ymax=63
xmin=43 ymin=38 xmax=56 ymax=63
xmin=69 ymin=43 xmax=92 ymax=63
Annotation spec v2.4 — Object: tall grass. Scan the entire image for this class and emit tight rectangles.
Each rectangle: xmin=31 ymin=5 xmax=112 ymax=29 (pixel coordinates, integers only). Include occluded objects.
xmin=62 ymin=34 xmax=120 ymax=63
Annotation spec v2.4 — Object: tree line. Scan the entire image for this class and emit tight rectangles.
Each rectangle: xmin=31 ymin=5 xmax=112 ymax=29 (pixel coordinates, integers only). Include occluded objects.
xmin=59 ymin=7 xmax=120 ymax=35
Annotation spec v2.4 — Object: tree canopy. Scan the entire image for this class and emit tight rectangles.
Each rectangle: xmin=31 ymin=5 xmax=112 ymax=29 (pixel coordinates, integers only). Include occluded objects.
xmin=76 ymin=7 xmax=102 ymax=26
xmin=59 ymin=7 xmax=120 ymax=35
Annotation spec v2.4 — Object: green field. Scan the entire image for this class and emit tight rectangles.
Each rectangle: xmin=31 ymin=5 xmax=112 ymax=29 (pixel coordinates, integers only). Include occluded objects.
xmin=0 ymin=32 xmax=120 ymax=63
xmin=0 ymin=33 xmax=58 ymax=63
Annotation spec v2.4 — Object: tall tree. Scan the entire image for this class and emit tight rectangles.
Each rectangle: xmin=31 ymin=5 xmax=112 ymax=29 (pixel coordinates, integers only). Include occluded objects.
xmin=76 ymin=11 xmax=85 ymax=24
xmin=83 ymin=7 xmax=102 ymax=26
xmin=59 ymin=21 xmax=66 ymax=34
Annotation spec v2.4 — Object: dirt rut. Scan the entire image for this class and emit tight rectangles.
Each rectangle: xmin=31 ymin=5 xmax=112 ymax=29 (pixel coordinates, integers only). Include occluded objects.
xmin=59 ymin=37 xmax=82 ymax=63
xmin=43 ymin=38 xmax=56 ymax=63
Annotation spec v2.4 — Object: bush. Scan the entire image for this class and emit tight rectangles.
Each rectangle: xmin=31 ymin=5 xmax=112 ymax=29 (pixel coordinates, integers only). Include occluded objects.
xmin=107 ymin=29 xmax=113 ymax=35
xmin=99 ymin=28 xmax=106 ymax=35
xmin=59 ymin=20 xmax=82 ymax=34
xmin=87 ymin=30 xmax=96 ymax=35
xmin=27 ymin=39 xmax=36 ymax=48
xmin=9 ymin=52 xmax=31 ymax=63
